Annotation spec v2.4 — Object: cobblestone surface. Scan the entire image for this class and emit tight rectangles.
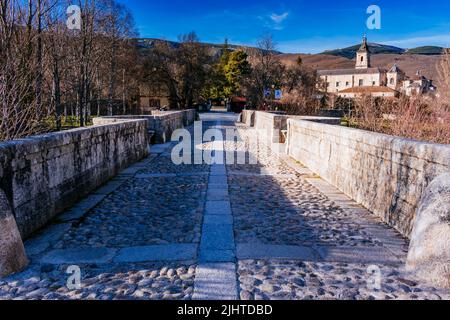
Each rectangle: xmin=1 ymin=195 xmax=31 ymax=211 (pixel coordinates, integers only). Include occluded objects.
xmin=227 ymin=127 xmax=383 ymax=247
xmin=58 ymin=175 xmax=206 ymax=248
xmin=237 ymin=260 xmax=450 ymax=300
xmin=138 ymin=155 xmax=209 ymax=174
xmin=0 ymin=263 xmax=196 ymax=300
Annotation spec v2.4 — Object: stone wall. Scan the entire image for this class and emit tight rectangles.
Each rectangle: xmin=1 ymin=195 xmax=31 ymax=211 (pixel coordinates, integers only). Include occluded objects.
xmin=0 ymin=119 xmax=149 ymax=238
xmin=254 ymin=111 xmax=288 ymax=143
xmin=93 ymin=109 xmax=196 ymax=144
xmin=286 ymin=119 xmax=450 ymax=237
xmin=240 ymin=110 xmax=255 ymax=127
xmin=241 ymin=110 xmax=341 ymax=144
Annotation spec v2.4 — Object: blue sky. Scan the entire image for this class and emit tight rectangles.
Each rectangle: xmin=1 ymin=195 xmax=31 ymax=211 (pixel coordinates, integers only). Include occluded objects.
xmin=120 ymin=0 xmax=450 ymax=53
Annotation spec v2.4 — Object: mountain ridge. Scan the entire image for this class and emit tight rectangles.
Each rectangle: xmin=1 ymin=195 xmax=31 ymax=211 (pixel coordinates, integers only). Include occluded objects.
xmin=135 ymin=37 xmax=445 ymax=57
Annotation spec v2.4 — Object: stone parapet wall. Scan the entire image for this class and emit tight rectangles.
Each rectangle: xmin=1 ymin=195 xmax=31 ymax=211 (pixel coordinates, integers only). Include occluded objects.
xmin=286 ymin=119 xmax=450 ymax=238
xmin=0 ymin=119 xmax=149 ymax=238
xmin=241 ymin=110 xmax=256 ymax=127
xmin=93 ymin=109 xmax=196 ymax=144
xmin=239 ymin=111 xmax=288 ymax=144
xmin=240 ymin=110 xmax=341 ymax=143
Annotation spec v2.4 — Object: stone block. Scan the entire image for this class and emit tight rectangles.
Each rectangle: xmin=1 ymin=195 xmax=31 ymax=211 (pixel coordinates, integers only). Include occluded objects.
xmin=193 ymin=263 xmax=238 ymax=300
xmin=407 ymin=173 xmax=450 ymax=288
xmin=0 ymin=190 xmax=28 ymax=277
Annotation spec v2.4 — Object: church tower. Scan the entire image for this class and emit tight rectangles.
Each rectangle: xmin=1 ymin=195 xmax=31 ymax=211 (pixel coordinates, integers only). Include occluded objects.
xmin=355 ymin=36 xmax=371 ymax=69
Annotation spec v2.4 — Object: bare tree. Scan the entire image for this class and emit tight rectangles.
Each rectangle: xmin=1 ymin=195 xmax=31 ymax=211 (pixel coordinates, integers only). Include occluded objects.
xmin=437 ymin=48 xmax=450 ymax=106
xmin=142 ymin=32 xmax=211 ymax=109
xmin=0 ymin=0 xmax=140 ymax=140
xmin=0 ymin=0 xmax=40 ymax=140
xmin=243 ymin=34 xmax=284 ymax=108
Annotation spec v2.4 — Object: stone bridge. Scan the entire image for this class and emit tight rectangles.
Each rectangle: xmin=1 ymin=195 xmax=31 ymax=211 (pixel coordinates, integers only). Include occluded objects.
xmin=0 ymin=110 xmax=449 ymax=300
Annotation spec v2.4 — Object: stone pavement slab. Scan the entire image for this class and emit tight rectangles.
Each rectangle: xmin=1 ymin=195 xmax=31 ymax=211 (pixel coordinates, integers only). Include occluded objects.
xmin=41 ymin=248 xmax=117 ymax=265
xmin=57 ymin=195 xmax=106 ymax=222
xmin=315 ymin=246 xmax=402 ymax=265
xmin=205 ymin=201 xmax=232 ymax=216
xmin=94 ymin=179 xmax=127 ymax=195
xmin=193 ymin=263 xmax=238 ymax=300
xmin=200 ymin=224 xmax=235 ymax=250
xmin=203 ymin=214 xmax=233 ymax=225
xmin=150 ymin=142 xmax=174 ymax=154
xmin=199 ymin=250 xmax=236 ymax=263
xmin=207 ymin=188 xmax=229 ymax=201
xmin=209 ymin=175 xmax=228 ymax=185
xmin=25 ymin=224 xmax=72 ymax=256
xmin=114 ymin=244 xmax=197 ymax=263
xmin=236 ymin=244 xmax=318 ymax=261
xmin=135 ymin=173 xmax=177 ymax=179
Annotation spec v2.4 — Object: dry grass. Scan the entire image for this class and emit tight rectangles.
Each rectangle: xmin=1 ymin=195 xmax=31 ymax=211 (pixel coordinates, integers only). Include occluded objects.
xmin=349 ymin=95 xmax=449 ymax=145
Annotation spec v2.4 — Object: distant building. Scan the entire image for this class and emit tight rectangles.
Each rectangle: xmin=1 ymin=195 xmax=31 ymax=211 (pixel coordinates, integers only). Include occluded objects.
xmin=402 ymin=70 xmax=436 ymax=96
xmin=139 ymin=83 xmax=171 ymax=114
xmin=317 ymin=36 xmax=435 ymax=98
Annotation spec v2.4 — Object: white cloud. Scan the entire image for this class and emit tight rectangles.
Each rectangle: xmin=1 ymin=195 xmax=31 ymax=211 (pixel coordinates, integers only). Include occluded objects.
xmin=266 ymin=11 xmax=290 ymax=30
xmin=270 ymin=12 xmax=289 ymax=24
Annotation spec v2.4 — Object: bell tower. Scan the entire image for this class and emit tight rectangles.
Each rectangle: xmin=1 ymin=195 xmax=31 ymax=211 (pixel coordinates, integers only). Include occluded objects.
xmin=355 ymin=36 xmax=370 ymax=69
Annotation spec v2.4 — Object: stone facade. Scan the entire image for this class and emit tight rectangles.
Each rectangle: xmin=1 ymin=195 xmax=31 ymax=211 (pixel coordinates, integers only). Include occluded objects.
xmin=0 ymin=119 xmax=149 ymax=239
xmin=93 ymin=109 xmax=196 ymax=144
xmin=286 ymin=119 xmax=450 ymax=238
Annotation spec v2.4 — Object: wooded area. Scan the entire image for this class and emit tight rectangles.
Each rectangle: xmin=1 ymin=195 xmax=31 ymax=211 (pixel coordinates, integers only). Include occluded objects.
xmin=0 ymin=0 xmax=139 ymax=141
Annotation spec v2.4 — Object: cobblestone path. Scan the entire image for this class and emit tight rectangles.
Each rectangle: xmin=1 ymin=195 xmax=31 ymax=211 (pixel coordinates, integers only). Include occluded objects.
xmin=1 ymin=111 xmax=449 ymax=300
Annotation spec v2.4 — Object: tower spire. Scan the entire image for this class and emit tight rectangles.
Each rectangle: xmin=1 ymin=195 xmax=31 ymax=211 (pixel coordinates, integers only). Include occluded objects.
xmin=355 ymin=35 xmax=371 ymax=69
xmin=359 ymin=35 xmax=369 ymax=52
